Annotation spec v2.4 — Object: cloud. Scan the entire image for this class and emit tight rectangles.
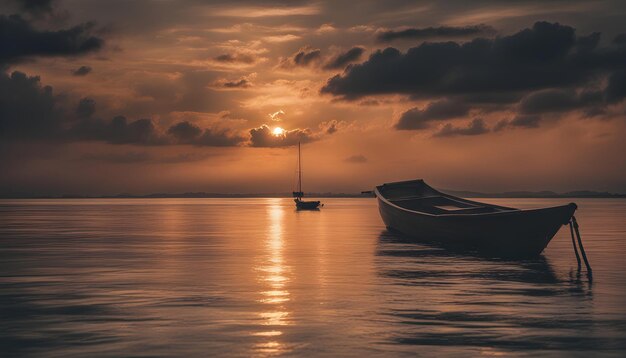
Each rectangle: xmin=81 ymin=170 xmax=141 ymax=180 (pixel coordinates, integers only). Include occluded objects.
xmin=605 ymin=70 xmax=626 ymax=104
xmin=315 ymin=23 xmax=336 ymax=34
xmin=167 ymin=121 xmax=202 ymax=141
xmin=519 ymin=88 xmax=602 ymax=114
xmin=495 ymin=114 xmax=543 ymax=130
xmin=321 ymin=21 xmax=626 ymax=100
xmin=249 ymin=124 xmax=316 ymax=147
xmin=269 ymin=110 xmax=285 ymax=121
xmin=292 ymin=47 xmax=321 ymax=66
xmin=395 ymin=99 xmax=470 ymax=130
xmin=69 ymin=116 xmax=167 ymax=145
xmin=377 ymin=24 xmax=496 ymax=42
xmin=213 ymin=53 xmax=256 ymax=64
xmin=167 ymin=121 xmax=246 ymax=146
xmin=344 ymin=154 xmax=367 ymax=163
xmin=280 ymin=46 xmax=363 ymax=71
xmin=13 ymin=0 xmax=55 ymax=15
xmin=493 ymin=119 xmax=509 ymax=132
xmin=0 ymin=14 xmax=103 ymax=64
xmin=319 ymin=119 xmax=344 ymax=134
xmin=279 ymin=46 xmax=321 ymax=68
xmin=224 ymin=78 xmax=251 ymax=88
xmin=433 ymin=118 xmax=489 ymax=137
xmin=510 ymin=114 xmax=542 ymax=128
xmin=262 ymin=34 xmax=301 ymax=43
xmin=0 ymin=70 xmax=246 ymax=147
xmin=613 ymin=33 xmax=626 ymax=45
xmin=323 ymin=47 xmax=365 ymax=70
xmin=76 ymin=97 xmax=96 ymax=118
xmin=217 ymin=73 xmax=256 ymax=89
xmin=72 ymin=66 xmax=92 ymax=76
xmin=212 ymin=5 xmax=320 ymax=18
xmin=222 ymin=78 xmax=250 ymax=88
xmin=0 ymin=70 xmax=62 ymax=139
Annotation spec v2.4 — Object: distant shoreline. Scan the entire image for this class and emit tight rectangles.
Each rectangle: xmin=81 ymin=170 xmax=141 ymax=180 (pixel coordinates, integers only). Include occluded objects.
xmin=1 ymin=189 xmax=625 ymax=199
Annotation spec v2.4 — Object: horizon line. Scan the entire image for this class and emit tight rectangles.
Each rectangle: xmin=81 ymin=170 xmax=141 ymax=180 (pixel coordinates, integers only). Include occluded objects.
xmin=1 ymin=188 xmax=625 ymax=199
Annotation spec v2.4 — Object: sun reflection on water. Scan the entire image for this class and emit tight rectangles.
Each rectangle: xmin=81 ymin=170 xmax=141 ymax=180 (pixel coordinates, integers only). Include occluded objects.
xmin=253 ymin=199 xmax=291 ymax=354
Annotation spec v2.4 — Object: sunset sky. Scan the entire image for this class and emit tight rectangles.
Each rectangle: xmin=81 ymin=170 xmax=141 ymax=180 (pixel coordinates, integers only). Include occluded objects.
xmin=1 ymin=0 xmax=626 ymax=196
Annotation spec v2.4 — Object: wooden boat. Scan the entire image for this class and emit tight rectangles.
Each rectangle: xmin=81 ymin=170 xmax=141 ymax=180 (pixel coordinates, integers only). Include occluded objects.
xmin=375 ymin=179 xmax=577 ymax=257
xmin=293 ymin=142 xmax=321 ymax=210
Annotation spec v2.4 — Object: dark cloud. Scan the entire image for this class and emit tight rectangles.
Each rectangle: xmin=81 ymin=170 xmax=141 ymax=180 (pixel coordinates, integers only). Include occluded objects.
xmin=395 ymin=99 xmax=470 ymax=130
xmin=323 ymin=47 xmax=364 ymax=70
xmin=433 ymin=118 xmax=489 ymax=137
xmin=214 ymin=53 xmax=256 ymax=64
xmin=496 ymin=114 xmax=543 ymax=130
xmin=510 ymin=114 xmax=542 ymax=128
xmin=0 ymin=14 xmax=103 ymax=64
xmin=167 ymin=121 xmax=202 ymax=142
xmin=76 ymin=97 xmax=96 ymax=118
xmin=69 ymin=116 xmax=167 ymax=145
xmin=280 ymin=47 xmax=321 ymax=68
xmin=321 ymin=22 xmax=626 ymax=100
xmin=613 ymin=33 xmax=626 ymax=45
xmin=168 ymin=121 xmax=245 ymax=146
xmin=605 ymin=70 xmax=626 ymax=104
xmin=377 ymin=24 xmax=496 ymax=42
xmin=294 ymin=47 xmax=321 ymax=65
xmin=576 ymin=32 xmax=601 ymax=53
xmin=0 ymin=70 xmax=62 ymax=139
xmin=72 ymin=65 xmax=92 ymax=76
xmin=221 ymin=77 xmax=252 ymax=88
xmin=0 ymin=69 xmax=246 ymax=147
xmin=13 ymin=0 xmax=55 ymax=15
xmin=344 ymin=154 xmax=367 ymax=163
xmin=583 ymin=106 xmax=606 ymax=118
xmin=519 ymin=88 xmax=603 ymax=114
xmin=249 ymin=124 xmax=316 ymax=147
xmin=458 ymin=92 xmax=522 ymax=105
xmin=195 ymin=128 xmax=246 ymax=147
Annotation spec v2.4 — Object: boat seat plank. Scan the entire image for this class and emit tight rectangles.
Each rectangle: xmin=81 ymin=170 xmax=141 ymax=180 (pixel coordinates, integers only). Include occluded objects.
xmin=435 ymin=206 xmax=499 ymax=214
xmin=387 ymin=195 xmax=442 ymax=202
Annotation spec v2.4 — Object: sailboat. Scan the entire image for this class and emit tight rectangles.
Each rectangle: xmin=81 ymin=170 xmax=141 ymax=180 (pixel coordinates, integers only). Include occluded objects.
xmin=293 ymin=142 xmax=322 ymax=210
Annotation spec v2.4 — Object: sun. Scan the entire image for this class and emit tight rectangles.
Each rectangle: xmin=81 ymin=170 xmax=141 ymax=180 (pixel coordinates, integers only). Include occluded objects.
xmin=272 ymin=127 xmax=285 ymax=136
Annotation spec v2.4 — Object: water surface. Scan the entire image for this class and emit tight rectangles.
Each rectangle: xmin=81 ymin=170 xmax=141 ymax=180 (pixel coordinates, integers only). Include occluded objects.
xmin=1 ymin=198 xmax=625 ymax=356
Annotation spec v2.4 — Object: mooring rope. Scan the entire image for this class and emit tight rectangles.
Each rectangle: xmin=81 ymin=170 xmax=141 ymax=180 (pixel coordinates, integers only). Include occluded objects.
xmin=569 ymin=216 xmax=592 ymax=274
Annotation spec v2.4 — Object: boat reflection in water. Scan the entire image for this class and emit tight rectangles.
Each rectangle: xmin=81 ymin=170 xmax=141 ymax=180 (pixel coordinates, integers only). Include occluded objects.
xmin=375 ymin=229 xmax=595 ymax=353
xmin=253 ymin=200 xmax=291 ymax=354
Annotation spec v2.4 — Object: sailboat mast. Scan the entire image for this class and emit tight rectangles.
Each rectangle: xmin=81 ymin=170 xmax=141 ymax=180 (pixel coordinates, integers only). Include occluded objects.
xmin=298 ymin=141 xmax=302 ymax=195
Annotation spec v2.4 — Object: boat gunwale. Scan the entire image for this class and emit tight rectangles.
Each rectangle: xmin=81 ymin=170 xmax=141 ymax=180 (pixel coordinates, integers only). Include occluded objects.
xmin=374 ymin=179 xmax=575 ymax=218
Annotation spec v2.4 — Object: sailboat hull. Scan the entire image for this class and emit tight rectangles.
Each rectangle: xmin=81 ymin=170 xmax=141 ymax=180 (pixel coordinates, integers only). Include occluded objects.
xmin=295 ymin=199 xmax=321 ymax=210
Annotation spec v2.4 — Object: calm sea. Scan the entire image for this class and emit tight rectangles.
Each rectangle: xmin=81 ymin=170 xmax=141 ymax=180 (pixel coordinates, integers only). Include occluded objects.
xmin=1 ymin=198 xmax=625 ymax=357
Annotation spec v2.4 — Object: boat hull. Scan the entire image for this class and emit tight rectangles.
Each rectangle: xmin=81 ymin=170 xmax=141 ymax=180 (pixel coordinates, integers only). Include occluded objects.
xmin=295 ymin=199 xmax=321 ymax=210
xmin=376 ymin=190 xmax=576 ymax=257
